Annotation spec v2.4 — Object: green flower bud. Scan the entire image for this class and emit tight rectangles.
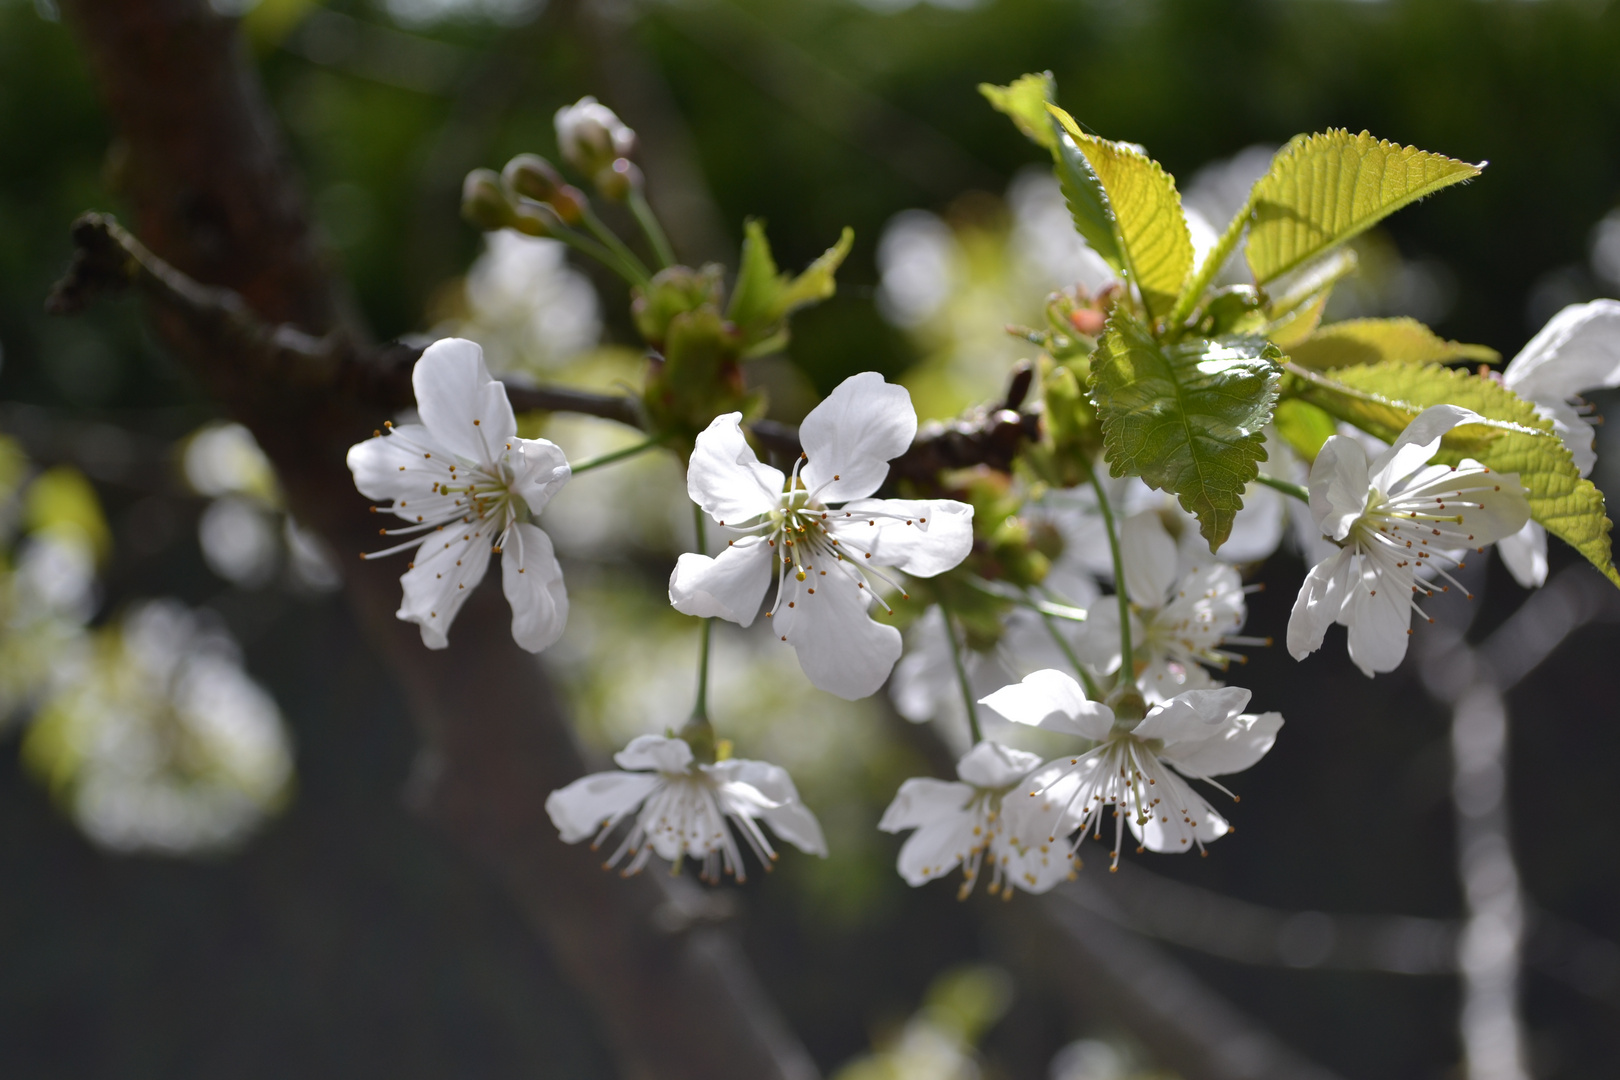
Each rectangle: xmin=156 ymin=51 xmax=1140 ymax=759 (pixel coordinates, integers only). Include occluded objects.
xmin=460 ymin=168 xmax=512 ymax=232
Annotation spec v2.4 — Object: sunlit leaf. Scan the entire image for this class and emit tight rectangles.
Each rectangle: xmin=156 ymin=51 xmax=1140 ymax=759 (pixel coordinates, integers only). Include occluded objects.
xmin=979 ymin=73 xmax=1057 ymax=152
xmin=1050 ymin=107 xmax=1192 ymax=319
xmin=1287 ymin=361 xmax=1618 ymax=587
xmin=1090 ymin=311 xmax=1282 ymax=549
xmin=1271 ymin=399 xmax=1337 ymax=462
xmin=1288 ymin=317 xmax=1499 ymax=370
xmin=727 ymin=222 xmax=853 ymax=355
xmin=1245 ymin=130 xmax=1484 ymax=285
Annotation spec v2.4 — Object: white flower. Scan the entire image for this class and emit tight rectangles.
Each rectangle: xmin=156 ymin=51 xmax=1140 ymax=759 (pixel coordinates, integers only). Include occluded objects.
xmin=1073 ymin=512 xmax=1255 ymax=702
xmin=1497 ymin=299 xmax=1620 ymax=586
xmin=980 ymin=671 xmax=1282 ymax=868
xmin=878 ymin=740 xmax=1078 ymax=899
xmin=554 ymin=96 xmax=636 ymax=175
xmin=544 ymin=734 xmax=826 ymax=883
xmin=669 ymin=372 xmax=974 ymax=700
xmin=1287 ymin=405 xmax=1531 ymax=676
xmin=347 ymin=338 xmax=571 ymax=652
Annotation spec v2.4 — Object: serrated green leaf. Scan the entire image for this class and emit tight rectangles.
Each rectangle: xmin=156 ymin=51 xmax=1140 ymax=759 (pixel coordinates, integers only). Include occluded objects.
xmin=1049 ymin=118 xmax=1125 ymax=278
xmin=1289 ymin=317 xmax=1499 ymax=370
xmin=1090 ymin=311 xmax=1282 ymax=549
xmin=980 ymin=73 xmax=1057 ymax=152
xmin=1245 ymin=130 xmax=1484 ymax=285
xmin=1265 ymin=291 xmax=1329 ymax=349
xmin=1271 ymin=399 xmax=1338 ymax=462
xmin=1286 ymin=361 xmax=1619 ymax=587
xmin=1050 ymin=107 xmax=1192 ymax=320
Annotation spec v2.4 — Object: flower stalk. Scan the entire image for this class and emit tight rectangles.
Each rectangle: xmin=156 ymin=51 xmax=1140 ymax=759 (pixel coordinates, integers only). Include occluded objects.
xmin=1083 ymin=461 xmax=1134 ymax=688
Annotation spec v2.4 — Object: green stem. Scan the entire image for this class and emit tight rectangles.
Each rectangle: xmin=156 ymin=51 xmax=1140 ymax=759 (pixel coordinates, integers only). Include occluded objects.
xmin=549 ymin=221 xmax=648 ymax=289
xmin=1255 ymin=472 xmax=1310 ymax=503
xmin=1084 ymin=461 xmax=1134 ymax=688
xmin=568 ymin=434 xmax=666 ymax=476
xmin=629 ymin=188 xmax=676 ymax=269
xmin=938 ymin=601 xmax=983 ymax=746
xmin=579 ymin=205 xmax=652 ymax=284
xmin=1035 ymin=599 xmax=1103 ymax=701
xmin=690 ymin=503 xmax=713 ymax=723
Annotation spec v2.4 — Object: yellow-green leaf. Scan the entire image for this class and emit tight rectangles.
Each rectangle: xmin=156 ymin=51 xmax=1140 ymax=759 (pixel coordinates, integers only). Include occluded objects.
xmin=1271 ymin=399 xmax=1337 ymax=462
xmin=1050 ymin=106 xmax=1192 ymax=320
xmin=980 ymin=73 xmax=1057 ymax=152
xmin=1286 ymin=361 xmax=1618 ymax=587
xmin=1090 ymin=311 xmax=1282 ymax=549
xmin=1245 ymin=130 xmax=1484 ymax=285
xmin=1289 ymin=317 xmax=1499 ymax=370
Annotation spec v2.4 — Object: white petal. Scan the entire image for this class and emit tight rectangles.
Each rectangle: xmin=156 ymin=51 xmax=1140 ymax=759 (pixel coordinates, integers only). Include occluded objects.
xmin=545 ymin=770 xmax=661 ymax=843
xmin=397 ymin=526 xmax=496 ymax=649
xmin=798 ymin=372 xmax=917 ymax=503
xmin=1120 ymin=512 xmax=1178 ymax=606
xmin=878 ymin=777 xmax=972 ymax=832
xmin=508 ymin=437 xmax=572 ymax=515
xmin=1129 ymin=769 xmax=1228 ymax=852
xmin=996 ymin=829 xmax=1079 ymax=895
xmin=1160 ymin=711 xmax=1283 ymax=777
xmin=1071 ymin=603 xmax=1129 ymax=674
xmin=1308 ymin=435 xmax=1371 ymax=541
xmin=1345 ymin=558 xmax=1414 ymax=677
xmin=1368 ymin=404 xmax=1485 ymax=492
xmin=1217 ymin=482 xmax=1286 ymax=562
xmin=1498 ymin=521 xmax=1549 ymax=589
xmin=832 ymin=498 xmax=973 ymax=577
xmin=346 ymin=424 xmax=453 ymax=505
xmin=710 ymin=758 xmax=827 ymax=856
xmin=413 ymin=338 xmax=517 ymax=463
xmin=1286 ymin=547 xmax=1353 ymax=660
xmin=978 ymin=669 xmax=1114 ymax=740
xmin=614 ymin=734 xmax=694 ymax=772
xmin=668 ymin=538 xmax=773 ymax=626
xmin=772 ymin=572 xmax=903 ymax=700
xmin=1535 ymin=397 xmax=1598 ymax=477
xmin=893 ymin=814 xmax=979 ymax=886
xmin=1503 ymin=299 xmax=1620 ymax=401
xmin=686 ymin=413 xmax=786 ymax=525
xmin=1131 ymin=686 xmax=1251 ymax=746
xmin=501 ymin=523 xmax=568 ymax=652
xmin=955 ymin=740 xmax=1044 ymax=789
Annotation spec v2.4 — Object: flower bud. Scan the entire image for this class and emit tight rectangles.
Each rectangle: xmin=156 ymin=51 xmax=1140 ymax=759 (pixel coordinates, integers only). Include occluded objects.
xmin=509 ymin=200 xmax=555 ymax=238
xmin=592 ymin=158 xmax=641 ymax=202
xmin=554 ymin=96 xmax=636 ymax=177
xmin=502 ymin=153 xmax=565 ymax=202
xmin=460 ymin=168 xmax=513 ymax=232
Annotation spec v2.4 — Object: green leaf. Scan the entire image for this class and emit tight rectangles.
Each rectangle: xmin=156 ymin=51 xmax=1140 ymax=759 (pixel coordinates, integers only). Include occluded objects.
xmin=1050 ymin=106 xmax=1192 ymax=320
xmin=1288 ymin=317 xmax=1500 ymax=370
xmin=1049 ymin=117 xmax=1125 ymax=278
xmin=980 ymin=73 xmax=1057 ymax=152
xmin=1286 ymin=361 xmax=1619 ymax=587
xmin=1089 ymin=311 xmax=1282 ymax=549
xmin=1245 ymin=130 xmax=1484 ymax=285
xmin=1271 ymin=399 xmax=1338 ymax=462
xmin=726 ymin=222 xmax=853 ymax=354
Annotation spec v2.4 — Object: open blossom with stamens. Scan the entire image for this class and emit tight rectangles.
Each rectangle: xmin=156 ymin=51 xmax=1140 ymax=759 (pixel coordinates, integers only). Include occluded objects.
xmin=544 ymin=735 xmax=826 ymax=883
xmin=879 ymin=740 xmax=1078 ymax=899
xmin=669 ymin=372 xmax=974 ymax=700
xmin=1496 ymin=300 xmax=1620 ymax=586
xmin=1074 ymin=511 xmax=1259 ymax=702
xmin=346 ymin=338 xmax=571 ymax=652
xmin=980 ymin=671 xmax=1282 ymax=869
xmin=1287 ymin=405 xmax=1531 ymax=676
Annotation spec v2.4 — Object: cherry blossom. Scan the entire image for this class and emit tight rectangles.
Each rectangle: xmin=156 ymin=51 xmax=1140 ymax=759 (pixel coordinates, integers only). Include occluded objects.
xmin=879 ymin=740 xmax=1078 ymax=899
xmin=1073 ymin=511 xmax=1257 ymax=702
xmin=545 ymin=734 xmax=825 ymax=882
xmin=347 ymin=338 xmax=571 ymax=652
xmin=669 ymin=372 xmax=974 ymax=700
xmin=1497 ymin=300 xmax=1620 ymax=586
xmin=980 ymin=670 xmax=1282 ymax=869
xmin=1287 ymin=405 xmax=1530 ymax=676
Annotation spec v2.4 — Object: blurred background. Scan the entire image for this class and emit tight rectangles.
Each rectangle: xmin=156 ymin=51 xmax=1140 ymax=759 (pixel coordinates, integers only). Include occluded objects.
xmin=3 ymin=0 xmax=1620 ymax=1077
